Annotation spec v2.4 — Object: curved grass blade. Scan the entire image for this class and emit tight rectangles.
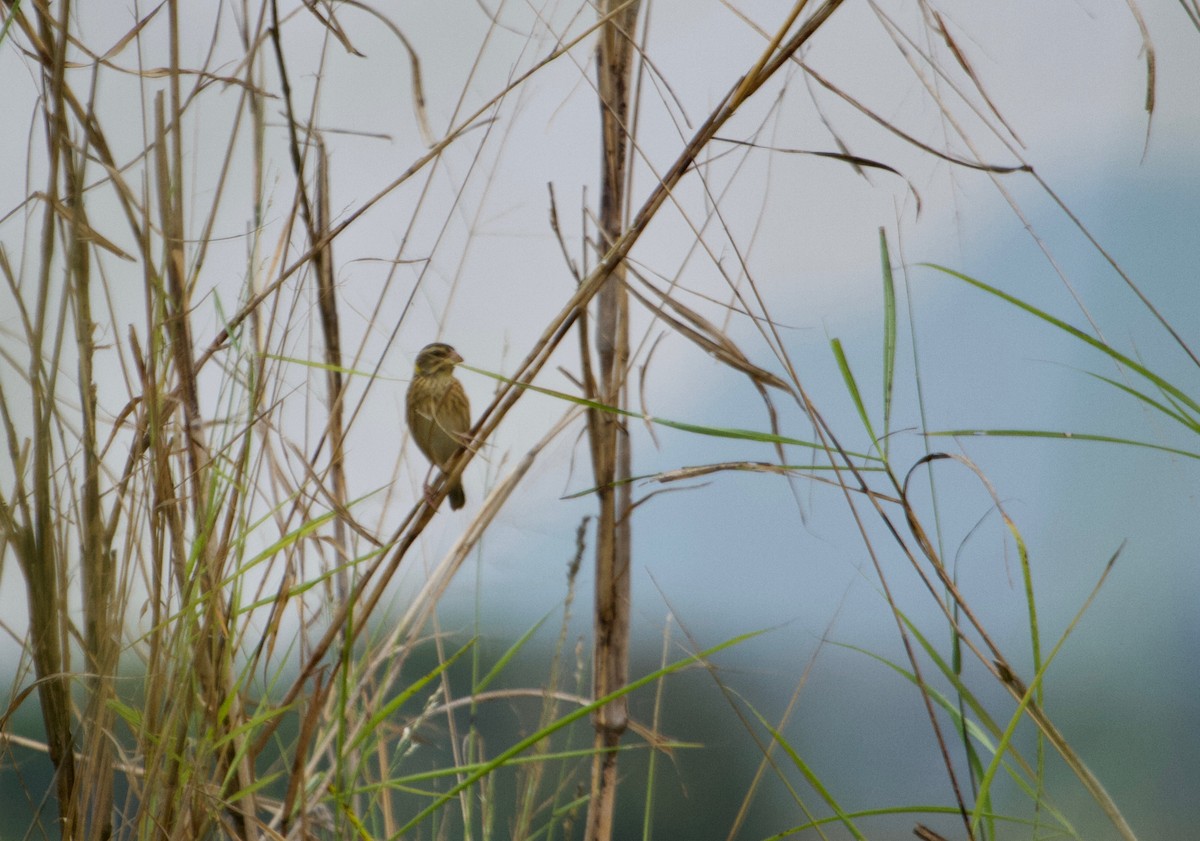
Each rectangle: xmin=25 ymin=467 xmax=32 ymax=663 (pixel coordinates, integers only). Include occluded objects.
xmin=463 ymin=363 xmax=881 ymax=461
xmin=925 ymin=264 xmax=1200 ymax=417
xmin=927 ymin=428 xmax=1200 ymax=461
xmin=1084 ymin=371 xmax=1200 ymax=432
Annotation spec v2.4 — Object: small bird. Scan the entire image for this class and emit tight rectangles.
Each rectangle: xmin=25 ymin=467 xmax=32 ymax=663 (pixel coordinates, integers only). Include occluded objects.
xmin=405 ymin=342 xmax=471 ymax=510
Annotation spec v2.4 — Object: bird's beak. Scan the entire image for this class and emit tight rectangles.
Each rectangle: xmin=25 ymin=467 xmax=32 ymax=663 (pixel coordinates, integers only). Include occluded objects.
xmin=450 ymin=349 xmax=464 ymax=364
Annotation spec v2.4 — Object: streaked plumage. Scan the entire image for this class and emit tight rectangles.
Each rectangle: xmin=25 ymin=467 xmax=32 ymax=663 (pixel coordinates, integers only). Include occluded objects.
xmin=405 ymin=342 xmax=471 ymax=510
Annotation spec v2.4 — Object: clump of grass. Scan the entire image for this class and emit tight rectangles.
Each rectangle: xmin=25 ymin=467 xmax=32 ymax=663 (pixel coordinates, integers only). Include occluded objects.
xmin=0 ymin=2 xmax=1162 ymax=841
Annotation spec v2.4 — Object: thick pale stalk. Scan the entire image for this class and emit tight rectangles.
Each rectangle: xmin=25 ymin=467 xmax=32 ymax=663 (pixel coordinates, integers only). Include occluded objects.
xmin=585 ymin=2 xmax=640 ymax=840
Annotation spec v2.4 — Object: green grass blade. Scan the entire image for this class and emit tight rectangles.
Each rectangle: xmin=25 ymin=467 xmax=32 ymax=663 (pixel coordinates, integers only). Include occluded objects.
xmin=925 ymin=264 xmax=1200 ymax=416
xmin=830 ymin=338 xmax=879 ymax=452
xmin=880 ymin=228 xmax=897 ymax=453
xmin=927 ymin=428 xmax=1200 ymax=460
xmin=761 ymin=805 xmax=1050 ymax=841
xmin=1084 ymin=371 xmax=1200 ymax=432
xmin=740 ymin=698 xmax=867 ymax=841
xmin=393 ymin=629 xmax=765 ymax=837
xmin=350 ymin=640 xmax=476 ymax=753
xmin=475 ymin=610 xmax=552 ymax=694
xmin=463 ymin=363 xmax=881 ymax=461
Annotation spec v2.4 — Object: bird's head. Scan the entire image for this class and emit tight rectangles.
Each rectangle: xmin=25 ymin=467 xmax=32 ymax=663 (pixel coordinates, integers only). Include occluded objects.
xmin=414 ymin=342 xmax=463 ymax=376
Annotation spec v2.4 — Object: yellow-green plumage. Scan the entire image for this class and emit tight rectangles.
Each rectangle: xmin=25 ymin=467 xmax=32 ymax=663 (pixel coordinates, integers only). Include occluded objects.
xmin=405 ymin=342 xmax=471 ymax=510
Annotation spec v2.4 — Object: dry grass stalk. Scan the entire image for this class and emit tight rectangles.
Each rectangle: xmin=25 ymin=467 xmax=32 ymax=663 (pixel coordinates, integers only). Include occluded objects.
xmin=585 ymin=0 xmax=641 ymax=838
